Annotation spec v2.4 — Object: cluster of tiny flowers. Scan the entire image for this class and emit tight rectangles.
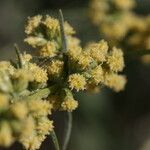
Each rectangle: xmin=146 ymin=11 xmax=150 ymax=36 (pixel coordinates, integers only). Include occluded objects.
xmin=89 ymin=0 xmax=150 ymax=62
xmin=89 ymin=0 xmax=136 ymax=40
xmin=0 ymin=55 xmax=53 ymax=150
xmin=0 ymin=14 xmax=127 ymax=150
xmin=24 ymin=15 xmax=76 ymax=58
xmin=24 ymin=15 xmax=126 ymax=113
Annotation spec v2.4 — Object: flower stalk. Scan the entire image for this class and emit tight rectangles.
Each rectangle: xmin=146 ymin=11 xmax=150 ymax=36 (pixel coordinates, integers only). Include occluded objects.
xmin=51 ymin=130 xmax=60 ymax=150
xmin=62 ymin=112 xmax=73 ymax=150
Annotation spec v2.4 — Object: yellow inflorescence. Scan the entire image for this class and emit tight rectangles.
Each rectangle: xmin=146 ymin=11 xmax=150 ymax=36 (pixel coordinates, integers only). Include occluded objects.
xmin=113 ymin=0 xmax=136 ymax=10
xmin=47 ymin=60 xmax=64 ymax=77
xmin=39 ymin=42 xmax=57 ymax=57
xmin=86 ymin=40 xmax=108 ymax=62
xmin=28 ymin=99 xmax=52 ymax=117
xmin=25 ymin=15 xmax=42 ymax=34
xmin=61 ymin=96 xmax=78 ymax=112
xmin=89 ymin=0 xmax=137 ymax=41
xmin=0 ymin=13 xmax=127 ymax=150
xmin=0 ymin=94 xmax=9 ymax=109
xmin=78 ymin=52 xmax=92 ymax=69
xmin=28 ymin=63 xmax=48 ymax=84
xmin=24 ymin=36 xmax=47 ymax=48
xmin=0 ymin=122 xmax=14 ymax=147
xmin=42 ymin=15 xmax=60 ymax=32
xmin=10 ymin=102 xmax=28 ymax=120
xmin=91 ymin=65 xmax=104 ymax=85
xmin=89 ymin=0 xmax=150 ymax=63
xmin=107 ymin=47 xmax=124 ymax=72
xmin=104 ymin=73 xmax=127 ymax=92
xmin=68 ymin=74 xmax=87 ymax=91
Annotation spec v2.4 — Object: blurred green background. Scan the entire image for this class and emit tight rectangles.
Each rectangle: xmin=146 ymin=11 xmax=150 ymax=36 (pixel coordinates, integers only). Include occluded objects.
xmin=0 ymin=0 xmax=150 ymax=150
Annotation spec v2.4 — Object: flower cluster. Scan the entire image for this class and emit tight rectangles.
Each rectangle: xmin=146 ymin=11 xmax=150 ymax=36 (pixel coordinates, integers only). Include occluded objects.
xmin=0 ymin=58 xmax=53 ymax=150
xmin=89 ymin=0 xmax=149 ymax=44
xmin=89 ymin=0 xmax=150 ymax=63
xmin=89 ymin=0 xmax=136 ymax=40
xmin=24 ymin=15 xmax=126 ymax=112
xmin=0 ymin=14 xmax=126 ymax=150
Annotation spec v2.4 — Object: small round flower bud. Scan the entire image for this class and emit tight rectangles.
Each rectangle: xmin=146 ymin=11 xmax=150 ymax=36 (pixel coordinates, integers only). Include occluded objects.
xmin=68 ymin=74 xmax=86 ymax=91
xmin=61 ymin=96 xmax=78 ymax=112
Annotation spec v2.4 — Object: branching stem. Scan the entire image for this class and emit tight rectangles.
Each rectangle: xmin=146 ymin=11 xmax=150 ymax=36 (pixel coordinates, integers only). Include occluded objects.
xmin=51 ymin=129 xmax=60 ymax=150
xmin=62 ymin=112 xmax=73 ymax=150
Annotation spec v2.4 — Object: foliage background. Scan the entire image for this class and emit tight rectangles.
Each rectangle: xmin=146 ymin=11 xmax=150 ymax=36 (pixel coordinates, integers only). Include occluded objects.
xmin=0 ymin=0 xmax=150 ymax=150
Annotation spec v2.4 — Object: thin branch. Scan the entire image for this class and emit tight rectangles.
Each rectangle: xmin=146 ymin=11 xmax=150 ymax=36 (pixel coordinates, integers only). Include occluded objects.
xmin=59 ymin=10 xmax=70 ymax=78
xmin=62 ymin=112 xmax=72 ymax=150
xmin=14 ymin=44 xmax=23 ymax=68
xmin=51 ymin=129 xmax=60 ymax=150
xmin=59 ymin=9 xmax=68 ymax=52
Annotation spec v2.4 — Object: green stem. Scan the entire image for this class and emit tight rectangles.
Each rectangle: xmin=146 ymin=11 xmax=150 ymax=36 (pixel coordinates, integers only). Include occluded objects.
xmin=51 ymin=129 xmax=60 ymax=150
xmin=14 ymin=44 xmax=23 ymax=68
xmin=59 ymin=9 xmax=67 ymax=52
xmin=62 ymin=112 xmax=72 ymax=150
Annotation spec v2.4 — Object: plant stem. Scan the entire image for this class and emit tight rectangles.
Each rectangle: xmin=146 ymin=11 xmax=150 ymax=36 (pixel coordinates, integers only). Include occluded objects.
xmin=62 ymin=112 xmax=72 ymax=150
xmin=14 ymin=44 xmax=23 ymax=68
xmin=51 ymin=129 xmax=60 ymax=150
xmin=59 ymin=9 xmax=67 ymax=52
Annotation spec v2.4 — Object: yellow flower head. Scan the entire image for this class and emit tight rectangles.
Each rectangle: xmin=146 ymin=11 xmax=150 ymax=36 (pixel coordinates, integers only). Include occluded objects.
xmin=101 ymin=20 xmax=128 ymax=40
xmin=36 ymin=117 xmax=53 ymax=135
xmin=104 ymin=73 xmax=127 ymax=92
xmin=64 ymin=22 xmax=75 ymax=35
xmin=0 ymin=94 xmax=9 ymax=109
xmin=47 ymin=60 xmax=64 ymax=77
xmin=113 ymin=0 xmax=136 ymax=10
xmin=86 ymin=40 xmax=108 ymax=62
xmin=78 ymin=52 xmax=92 ymax=69
xmin=24 ymin=36 xmax=47 ymax=48
xmin=68 ymin=74 xmax=86 ymax=91
xmin=12 ymin=69 xmax=33 ymax=81
xmin=67 ymin=36 xmax=81 ymax=60
xmin=28 ymin=99 xmax=52 ymax=117
xmin=0 ymin=122 xmax=14 ymax=147
xmin=68 ymin=46 xmax=82 ymax=61
xmin=39 ymin=42 xmax=57 ymax=57
xmin=61 ymin=96 xmax=78 ymax=112
xmin=91 ymin=65 xmax=104 ymax=85
xmin=25 ymin=15 xmax=42 ymax=34
xmin=20 ymin=116 xmax=35 ymax=139
xmin=42 ymin=15 xmax=59 ymax=32
xmin=0 ymin=61 xmax=15 ymax=75
xmin=107 ymin=47 xmax=124 ymax=72
xmin=67 ymin=36 xmax=81 ymax=48
xmin=29 ymin=63 xmax=48 ymax=83
xmin=10 ymin=102 xmax=28 ymax=120
xmin=21 ymin=135 xmax=41 ymax=150
xmin=22 ymin=53 xmax=32 ymax=62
